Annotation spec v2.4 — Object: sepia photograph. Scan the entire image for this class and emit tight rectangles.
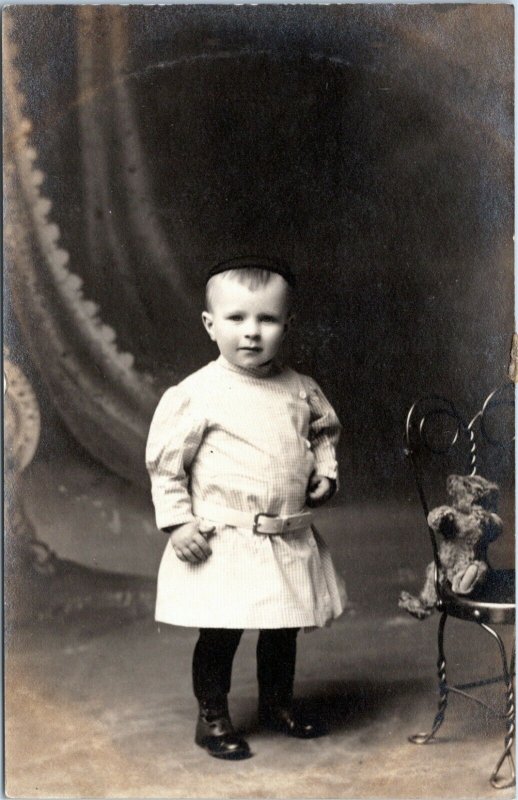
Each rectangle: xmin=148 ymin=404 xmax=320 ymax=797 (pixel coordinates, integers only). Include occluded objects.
xmin=3 ymin=3 xmax=515 ymax=797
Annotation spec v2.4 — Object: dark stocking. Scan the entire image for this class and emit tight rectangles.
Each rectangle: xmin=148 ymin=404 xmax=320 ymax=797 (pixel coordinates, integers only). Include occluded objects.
xmin=192 ymin=628 xmax=244 ymax=710
xmin=257 ymin=627 xmax=299 ymax=708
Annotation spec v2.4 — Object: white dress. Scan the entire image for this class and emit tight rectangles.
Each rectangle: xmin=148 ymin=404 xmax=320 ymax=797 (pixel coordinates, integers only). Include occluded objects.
xmin=146 ymin=356 xmax=346 ymax=629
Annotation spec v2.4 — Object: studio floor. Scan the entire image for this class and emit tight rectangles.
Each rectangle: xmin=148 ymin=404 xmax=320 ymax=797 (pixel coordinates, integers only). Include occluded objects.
xmin=5 ymin=500 xmax=516 ymax=799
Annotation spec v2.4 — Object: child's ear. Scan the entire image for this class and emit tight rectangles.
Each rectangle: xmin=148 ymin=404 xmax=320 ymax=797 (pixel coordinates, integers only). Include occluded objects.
xmin=201 ymin=311 xmax=216 ymax=341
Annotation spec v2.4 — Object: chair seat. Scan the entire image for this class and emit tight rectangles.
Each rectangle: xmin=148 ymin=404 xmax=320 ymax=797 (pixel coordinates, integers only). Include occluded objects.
xmin=440 ymin=569 xmax=515 ymax=625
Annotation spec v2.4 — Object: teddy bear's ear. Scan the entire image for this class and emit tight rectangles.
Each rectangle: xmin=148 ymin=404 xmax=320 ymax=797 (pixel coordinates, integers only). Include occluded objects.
xmin=479 ymin=477 xmax=500 ymax=495
xmin=465 ymin=475 xmax=500 ymax=508
xmin=479 ymin=485 xmax=500 ymax=511
xmin=446 ymin=474 xmax=463 ymax=498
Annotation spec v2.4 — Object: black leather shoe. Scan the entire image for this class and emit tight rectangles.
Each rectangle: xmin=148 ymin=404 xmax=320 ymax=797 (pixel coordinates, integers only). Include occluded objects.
xmin=258 ymin=705 xmax=328 ymax=739
xmin=195 ymin=708 xmax=252 ymax=760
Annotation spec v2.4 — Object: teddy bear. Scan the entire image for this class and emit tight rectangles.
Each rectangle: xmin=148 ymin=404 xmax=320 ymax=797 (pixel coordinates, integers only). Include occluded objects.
xmin=398 ymin=474 xmax=503 ymax=619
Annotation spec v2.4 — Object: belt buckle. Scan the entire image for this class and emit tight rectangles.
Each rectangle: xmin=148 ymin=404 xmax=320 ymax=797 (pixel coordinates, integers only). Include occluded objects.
xmin=253 ymin=512 xmax=278 ymax=534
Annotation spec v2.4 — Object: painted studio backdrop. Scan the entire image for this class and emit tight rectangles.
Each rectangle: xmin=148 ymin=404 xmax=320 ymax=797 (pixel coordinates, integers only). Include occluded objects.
xmin=3 ymin=6 xmax=516 ymax=798
xmin=4 ymin=5 xmax=513 ymax=576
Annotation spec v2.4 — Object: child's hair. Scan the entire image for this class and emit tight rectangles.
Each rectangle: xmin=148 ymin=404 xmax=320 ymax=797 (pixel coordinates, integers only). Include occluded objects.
xmin=205 ymin=267 xmax=293 ymax=312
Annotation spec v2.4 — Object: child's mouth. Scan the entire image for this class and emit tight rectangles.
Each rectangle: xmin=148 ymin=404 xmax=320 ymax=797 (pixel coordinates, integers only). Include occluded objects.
xmin=239 ymin=347 xmax=262 ymax=352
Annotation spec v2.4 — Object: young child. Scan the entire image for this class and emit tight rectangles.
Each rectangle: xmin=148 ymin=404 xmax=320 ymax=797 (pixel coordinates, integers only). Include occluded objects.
xmin=146 ymin=256 xmax=346 ymax=760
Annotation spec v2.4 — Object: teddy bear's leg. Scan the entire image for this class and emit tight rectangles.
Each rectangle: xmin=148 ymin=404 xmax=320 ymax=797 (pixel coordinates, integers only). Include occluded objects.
xmin=451 ymin=561 xmax=488 ymax=595
xmin=418 ymin=562 xmax=439 ymax=612
xmin=398 ymin=590 xmax=430 ymax=620
xmin=398 ymin=562 xmax=437 ymax=619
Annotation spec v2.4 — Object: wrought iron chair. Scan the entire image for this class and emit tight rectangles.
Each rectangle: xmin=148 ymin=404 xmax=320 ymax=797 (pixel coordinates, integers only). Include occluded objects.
xmin=404 ymin=383 xmax=515 ymax=789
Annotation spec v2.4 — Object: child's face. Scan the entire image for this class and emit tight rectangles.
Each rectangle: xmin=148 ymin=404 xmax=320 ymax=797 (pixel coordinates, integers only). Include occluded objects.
xmin=202 ymin=274 xmax=291 ymax=369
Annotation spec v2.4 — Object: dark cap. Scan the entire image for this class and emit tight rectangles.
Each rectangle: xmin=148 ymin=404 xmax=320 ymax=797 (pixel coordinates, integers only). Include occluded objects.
xmin=206 ymin=255 xmax=295 ymax=288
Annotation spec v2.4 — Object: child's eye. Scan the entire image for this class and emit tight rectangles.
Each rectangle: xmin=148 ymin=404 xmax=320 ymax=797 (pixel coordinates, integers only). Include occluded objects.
xmin=227 ymin=314 xmax=243 ymax=322
xmin=260 ymin=316 xmax=278 ymax=324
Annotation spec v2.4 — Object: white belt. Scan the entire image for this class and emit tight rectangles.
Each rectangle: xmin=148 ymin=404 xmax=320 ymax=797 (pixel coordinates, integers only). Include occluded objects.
xmin=192 ymin=499 xmax=313 ymax=535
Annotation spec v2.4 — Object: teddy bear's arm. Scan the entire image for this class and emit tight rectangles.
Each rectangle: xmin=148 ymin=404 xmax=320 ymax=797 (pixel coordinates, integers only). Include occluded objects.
xmin=483 ymin=512 xmax=503 ymax=543
xmin=427 ymin=506 xmax=459 ymax=539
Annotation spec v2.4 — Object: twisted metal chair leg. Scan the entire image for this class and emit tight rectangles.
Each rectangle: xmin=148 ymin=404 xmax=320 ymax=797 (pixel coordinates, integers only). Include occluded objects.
xmin=479 ymin=627 xmax=516 ymax=790
xmin=410 ymin=610 xmax=449 ymax=744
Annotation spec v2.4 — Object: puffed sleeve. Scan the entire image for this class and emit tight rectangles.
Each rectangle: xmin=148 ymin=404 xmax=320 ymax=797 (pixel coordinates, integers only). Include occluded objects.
xmin=145 ymin=385 xmax=207 ymax=530
xmin=304 ymin=377 xmax=341 ymax=484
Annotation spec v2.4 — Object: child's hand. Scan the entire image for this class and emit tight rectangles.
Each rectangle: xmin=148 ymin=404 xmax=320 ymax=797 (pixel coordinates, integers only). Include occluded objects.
xmin=306 ymin=474 xmax=336 ymax=507
xmin=169 ymin=521 xmax=214 ymax=563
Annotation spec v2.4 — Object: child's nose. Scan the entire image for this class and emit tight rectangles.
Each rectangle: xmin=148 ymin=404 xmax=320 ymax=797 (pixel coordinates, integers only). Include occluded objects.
xmin=244 ymin=321 xmax=261 ymax=338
